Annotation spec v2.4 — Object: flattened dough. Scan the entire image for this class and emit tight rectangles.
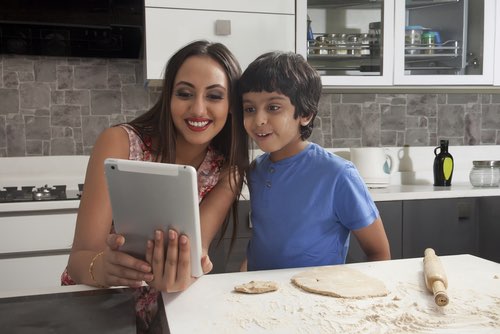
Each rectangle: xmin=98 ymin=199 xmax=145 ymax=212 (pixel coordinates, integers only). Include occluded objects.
xmin=234 ymin=280 xmax=279 ymax=294
xmin=291 ymin=266 xmax=388 ymax=299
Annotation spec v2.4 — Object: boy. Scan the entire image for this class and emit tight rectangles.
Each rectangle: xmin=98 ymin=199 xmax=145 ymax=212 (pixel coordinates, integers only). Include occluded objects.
xmin=238 ymin=52 xmax=390 ymax=271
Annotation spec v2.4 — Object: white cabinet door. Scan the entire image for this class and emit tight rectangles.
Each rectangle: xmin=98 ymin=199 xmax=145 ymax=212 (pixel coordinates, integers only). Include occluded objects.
xmin=145 ymin=0 xmax=294 ymax=14
xmin=394 ymin=0 xmax=495 ymax=85
xmin=0 ymin=210 xmax=76 ymax=254
xmin=145 ymin=8 xmax=295 ymax=79
xmin=0 ymin=255 xmax=70 ymax=290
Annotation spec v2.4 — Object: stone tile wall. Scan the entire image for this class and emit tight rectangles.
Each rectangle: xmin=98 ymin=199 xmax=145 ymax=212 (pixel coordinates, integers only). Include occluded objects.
xmin=313 ymin=92 xmax=500 ymax=148
xmin=1 ymin=54 xmax=500 ymax=156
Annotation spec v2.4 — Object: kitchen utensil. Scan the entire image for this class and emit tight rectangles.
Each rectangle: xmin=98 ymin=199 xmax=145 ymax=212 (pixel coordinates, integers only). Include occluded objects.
xmin=423 ymin=248 xmax=449 ymax=307
xmin=350 ymin=147 xmax=394 ymax=187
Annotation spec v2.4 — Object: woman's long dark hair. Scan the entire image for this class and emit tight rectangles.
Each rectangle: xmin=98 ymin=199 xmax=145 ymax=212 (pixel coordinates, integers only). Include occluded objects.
xmin=129 ymin=40 xmax=248 ymax=256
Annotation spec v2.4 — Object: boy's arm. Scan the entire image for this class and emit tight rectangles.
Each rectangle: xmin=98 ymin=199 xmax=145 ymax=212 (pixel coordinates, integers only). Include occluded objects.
xmin=352 ymin=217 xmax=391 ymax=261
xmin=240 ymin=258 xmax=248 ymax=272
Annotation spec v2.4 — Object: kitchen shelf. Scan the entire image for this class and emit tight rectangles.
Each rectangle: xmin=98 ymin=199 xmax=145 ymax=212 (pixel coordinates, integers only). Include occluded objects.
xmin=308 ymin=52 xmax=375 ymax=60
xmin=405 ymin=40 xmax=461 ymax=58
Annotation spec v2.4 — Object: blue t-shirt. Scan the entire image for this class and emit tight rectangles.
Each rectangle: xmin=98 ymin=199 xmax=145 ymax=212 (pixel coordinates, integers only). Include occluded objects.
xmin=247 ymin=143 xmax=379 ymax=271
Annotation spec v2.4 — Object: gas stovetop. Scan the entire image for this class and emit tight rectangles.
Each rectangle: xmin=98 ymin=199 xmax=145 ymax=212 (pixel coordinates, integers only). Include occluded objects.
xmin=0 ymin=184 xmax=83 ymax=203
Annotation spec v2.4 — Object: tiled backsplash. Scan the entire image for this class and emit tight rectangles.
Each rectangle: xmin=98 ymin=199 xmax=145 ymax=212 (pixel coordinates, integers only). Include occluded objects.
xmin=1 ymin=54 xmax=500 ymax=157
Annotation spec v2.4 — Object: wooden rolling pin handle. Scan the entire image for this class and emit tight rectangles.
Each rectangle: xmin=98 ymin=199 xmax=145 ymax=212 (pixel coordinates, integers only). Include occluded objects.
xmin=432 ymin=280 xmax=449 ymax=306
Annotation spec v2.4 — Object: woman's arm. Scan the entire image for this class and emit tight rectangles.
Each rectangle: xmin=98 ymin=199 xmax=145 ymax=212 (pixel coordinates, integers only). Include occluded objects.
xmin=352 ymin=217 xmax=391 ymax=262
xmin=67 ymin=127 xmax=153 ymax=287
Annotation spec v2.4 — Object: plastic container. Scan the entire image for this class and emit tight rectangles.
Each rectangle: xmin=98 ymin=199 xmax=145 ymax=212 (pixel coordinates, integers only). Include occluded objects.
xmin=469 ymin=161 xmax=500 ymax=187
xmin=421 ymin=31 xmax=436 ymax=54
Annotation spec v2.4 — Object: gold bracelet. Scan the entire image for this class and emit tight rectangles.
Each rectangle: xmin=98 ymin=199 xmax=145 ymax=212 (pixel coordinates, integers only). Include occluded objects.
xmin=89 ymin=251 xmax=106 ymax=288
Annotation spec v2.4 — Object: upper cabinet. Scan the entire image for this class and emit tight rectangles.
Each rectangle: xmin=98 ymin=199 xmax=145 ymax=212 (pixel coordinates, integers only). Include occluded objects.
xmin=297 ymin=0 xmax=498 ymax=87
xmin=144 ymin=0 xmax=295 ymax=80
xmin=297 ymin=0 xmax=394 ymax=86
xmin=394 ymin=0 xmax=495 ymax=85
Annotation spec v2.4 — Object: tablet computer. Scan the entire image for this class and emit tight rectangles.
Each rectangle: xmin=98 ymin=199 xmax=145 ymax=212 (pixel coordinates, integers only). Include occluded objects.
xmin=104 ymin=158 xmax=203 ymax=277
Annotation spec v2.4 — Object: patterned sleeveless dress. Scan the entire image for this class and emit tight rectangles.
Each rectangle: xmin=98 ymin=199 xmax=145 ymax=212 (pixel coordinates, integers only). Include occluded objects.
xmin=61 ymin=124 xmax=225 ymax=332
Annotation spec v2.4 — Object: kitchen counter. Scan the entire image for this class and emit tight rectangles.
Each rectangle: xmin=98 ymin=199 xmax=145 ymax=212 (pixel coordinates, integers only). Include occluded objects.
xmin=1 ymin=255 xmax=497 ymax=333
xmin=241 ymin=182 xmax=500 ymax=203
xmin=368 ymin=183 xmax=500 ymax=202
xmin=163 ymin=254 xmax=500 ymax=333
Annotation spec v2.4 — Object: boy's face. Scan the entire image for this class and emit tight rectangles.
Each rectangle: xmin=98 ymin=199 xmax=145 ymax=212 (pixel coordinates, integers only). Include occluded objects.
xmin=242 ymin=91 xmax=310 ymax=162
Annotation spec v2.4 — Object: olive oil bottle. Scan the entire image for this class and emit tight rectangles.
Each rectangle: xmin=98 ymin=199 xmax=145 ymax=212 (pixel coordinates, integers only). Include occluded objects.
xmin=433 ymin=140 xmax=454 ymax=186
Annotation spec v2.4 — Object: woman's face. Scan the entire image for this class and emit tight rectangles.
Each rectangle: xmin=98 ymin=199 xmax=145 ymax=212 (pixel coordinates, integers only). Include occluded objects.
xmin=170 ymin=55 xmax=230 ymax=147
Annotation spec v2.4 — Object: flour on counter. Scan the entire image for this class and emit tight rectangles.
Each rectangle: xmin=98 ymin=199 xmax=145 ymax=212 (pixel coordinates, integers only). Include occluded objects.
xmin=224 ymin=281 xmax=500 ymax=333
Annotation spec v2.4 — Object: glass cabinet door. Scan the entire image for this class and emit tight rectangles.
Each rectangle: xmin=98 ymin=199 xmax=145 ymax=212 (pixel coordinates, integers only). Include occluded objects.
xmin=296 ymin=0 xmax=394 ymax=86
xmin=394 ymin=0 xmax=495 ymax=85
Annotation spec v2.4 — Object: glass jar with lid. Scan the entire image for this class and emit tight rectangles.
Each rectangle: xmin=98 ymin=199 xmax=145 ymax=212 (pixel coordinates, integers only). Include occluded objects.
xmin=336 ymin=33 xmax=348 ymax=55
xmin=315 ymin=35 xmax=329 ymax=55
xmin=469 ymin=161 xmax=500 ymax=187
xmin=360 ymin=33 xmax=371 ymax=56
xmin=326 ymin=33 xmax=337 ymax=55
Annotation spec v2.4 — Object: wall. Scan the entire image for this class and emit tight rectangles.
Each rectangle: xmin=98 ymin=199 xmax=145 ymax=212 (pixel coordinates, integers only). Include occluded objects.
xmin=0 ymin=55 xmax=160 ymax=157
xmin=1 ymin=54 xmax=500 ymax=157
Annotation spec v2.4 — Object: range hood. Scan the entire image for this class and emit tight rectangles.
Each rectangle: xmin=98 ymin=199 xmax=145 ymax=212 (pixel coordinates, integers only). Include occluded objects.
xmin=0 ymin=0 xmax=144 ymax=59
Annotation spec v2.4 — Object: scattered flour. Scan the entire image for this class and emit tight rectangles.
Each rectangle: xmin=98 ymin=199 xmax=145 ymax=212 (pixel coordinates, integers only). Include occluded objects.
xmin=224 ymin=281 xmax=500 ymax=334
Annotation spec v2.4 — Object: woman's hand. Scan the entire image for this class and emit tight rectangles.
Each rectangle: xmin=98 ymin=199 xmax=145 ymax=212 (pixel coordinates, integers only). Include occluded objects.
xmin=145 ymin=229 xmax=212 ymax=292
xmin=93 ymin=234 xmax=154 ymax=288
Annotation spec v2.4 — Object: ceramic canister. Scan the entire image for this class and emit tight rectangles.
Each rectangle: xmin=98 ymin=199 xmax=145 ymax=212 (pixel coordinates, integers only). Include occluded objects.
xmin=350 ymin=147 xmax=394 ymax=187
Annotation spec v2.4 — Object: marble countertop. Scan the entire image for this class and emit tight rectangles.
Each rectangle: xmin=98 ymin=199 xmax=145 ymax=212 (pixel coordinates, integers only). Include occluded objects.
xmin=163 ymin=254 xmax=500 ymax=333
xmin=241 ymin=183 xmax=500 ymax=203
xmin=368 ymin=183 xmax=500 ymax=201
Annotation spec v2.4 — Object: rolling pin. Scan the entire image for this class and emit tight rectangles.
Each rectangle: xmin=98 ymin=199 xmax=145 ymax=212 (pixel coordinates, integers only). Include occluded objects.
xmin=423 ymin=248 xmax=449 ymax=306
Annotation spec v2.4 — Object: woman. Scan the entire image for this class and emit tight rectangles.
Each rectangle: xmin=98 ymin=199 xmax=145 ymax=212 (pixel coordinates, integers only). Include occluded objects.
xmin=62 ymin=40 xmax=248 ymax=331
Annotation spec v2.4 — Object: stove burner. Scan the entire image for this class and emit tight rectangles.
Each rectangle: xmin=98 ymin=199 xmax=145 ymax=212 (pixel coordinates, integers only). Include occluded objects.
xmin=32 ymin=184 xmax=67 ymax=201
xmin=0 ymin=184 xmax=83 ymax=203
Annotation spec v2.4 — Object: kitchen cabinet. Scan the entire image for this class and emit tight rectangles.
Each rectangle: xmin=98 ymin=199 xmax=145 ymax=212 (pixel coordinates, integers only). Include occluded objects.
xmin=393 ymin=0 xmax=495 ymax=85
xmin=477 ymin=196 xmax=500 ymax=262
xmin=402 ymin=198 xmax=479 ymax=258
xmin=347 ymin=200 xmax=403 ymax=263
xmin=209 ymin=200 xmax=251 ymax=274
xmin=0 ymin=209 xmax=76 ymax=290
xmin=144 ymin=0 xmax=295 ymax=80
xmin=297 ymin=0 xmax=497 ymax=87
xmin=297 ymin=0 xmax=395 ymax=86
xmin=210 ymin=195 xmax=496 ymax=272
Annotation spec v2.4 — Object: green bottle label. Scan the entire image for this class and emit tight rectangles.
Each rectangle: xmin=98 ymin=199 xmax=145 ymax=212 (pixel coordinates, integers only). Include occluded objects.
xmin=443 ymin=157 xmax=453 ymax=180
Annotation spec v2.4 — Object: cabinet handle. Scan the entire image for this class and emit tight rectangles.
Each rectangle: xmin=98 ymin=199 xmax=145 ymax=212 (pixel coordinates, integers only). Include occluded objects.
xmin=215 ymin=20 xmax=231 ymax=36
xmin=457 ymin=202 xmax=471 ymax=220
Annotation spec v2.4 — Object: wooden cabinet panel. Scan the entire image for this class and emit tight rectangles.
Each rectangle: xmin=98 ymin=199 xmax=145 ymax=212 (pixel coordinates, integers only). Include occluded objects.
xmin=402 ymin=198 xmax=479 ymax=258
xmin=209 ymin=200 xmax=251 ymax=274
xmin=478 ymin=196 xmax=500 ymax=262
